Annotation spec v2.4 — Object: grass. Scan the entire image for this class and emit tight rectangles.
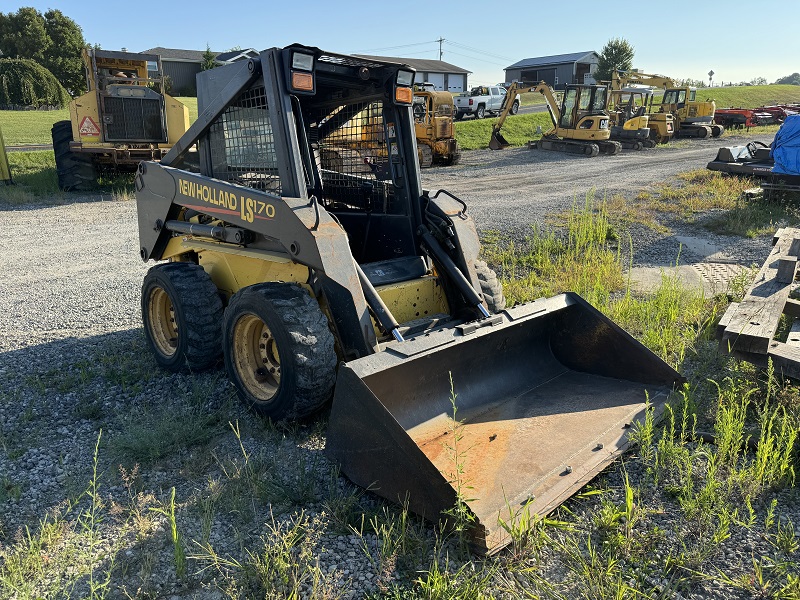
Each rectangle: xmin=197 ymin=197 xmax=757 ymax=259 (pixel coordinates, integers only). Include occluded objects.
xmin=695 ymin=84 xmax=800 ymax=109
xmin=455 ymin=111 xmax=552 ymax=150
xmin=0 ymin=97 xmax=198 ymax=146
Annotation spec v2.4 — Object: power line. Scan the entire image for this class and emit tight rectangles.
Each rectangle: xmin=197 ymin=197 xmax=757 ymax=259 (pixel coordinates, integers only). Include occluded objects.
xmin=444 ymin=40 xmax=514 ymax=63
xmin=443 ymin=49 xmax=509 ymax=68
xmin=353 ymin=40 xmax=439 ymax=54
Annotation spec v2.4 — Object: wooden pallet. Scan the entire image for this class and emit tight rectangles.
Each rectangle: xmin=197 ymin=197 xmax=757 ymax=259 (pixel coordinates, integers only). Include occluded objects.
xmin=718 ymin=227 xmax=800 ymax=378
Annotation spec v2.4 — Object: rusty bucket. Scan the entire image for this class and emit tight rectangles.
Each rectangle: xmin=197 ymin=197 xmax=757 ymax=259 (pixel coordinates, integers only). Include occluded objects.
xmin=326 ymin=293 xmax=682 ymax=554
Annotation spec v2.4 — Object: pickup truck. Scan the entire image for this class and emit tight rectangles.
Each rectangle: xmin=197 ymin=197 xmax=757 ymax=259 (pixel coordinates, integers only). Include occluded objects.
xmin=454 ymin=86 xmax=519 ymax=120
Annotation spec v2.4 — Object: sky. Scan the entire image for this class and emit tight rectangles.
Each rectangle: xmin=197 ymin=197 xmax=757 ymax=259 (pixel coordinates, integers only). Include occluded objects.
xmin=10 ymin=0 xmax=800 ymax=87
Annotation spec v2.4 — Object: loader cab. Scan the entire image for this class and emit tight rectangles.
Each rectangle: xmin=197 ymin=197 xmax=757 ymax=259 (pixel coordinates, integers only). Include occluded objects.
xmin=559 ymin=84 xmax=608 ymax=129
xmin=195 ymin=47 xmax=426 ymax=266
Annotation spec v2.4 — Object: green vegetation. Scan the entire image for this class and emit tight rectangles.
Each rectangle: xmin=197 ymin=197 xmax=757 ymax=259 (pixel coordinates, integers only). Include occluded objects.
xmin=4 ymin=150 xmax=59 ymax=203
xmin=671 ymin=84 xmax=800 ymax=109
xmin=0 ymin=107 xmax=69 ymax=145
xmin=595 ymin=37 xmax=635 ymax=83
xmin=0 ymin=8 xmax=86 ymax=95
xmin=0 ymin=58 xmax=70 ymax=107
xmin=455 ymin=112 xmax=551 ymax=150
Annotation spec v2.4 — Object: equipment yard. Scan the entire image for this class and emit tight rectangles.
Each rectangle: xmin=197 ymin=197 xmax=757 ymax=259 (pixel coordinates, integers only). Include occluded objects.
xmin=3 ymin=127 xmax=800 ymax=598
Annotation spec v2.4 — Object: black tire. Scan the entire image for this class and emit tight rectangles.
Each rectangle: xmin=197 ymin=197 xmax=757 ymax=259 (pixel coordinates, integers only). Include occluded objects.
xmin=223 ymin=283 xmax=337 ymax=421
xmin=509 ymin=100 xmax=520 ymax=116
xmin=51 ymin=120 xmax=98 ymax=192
xmin=475 ymin=105 xmax=486 ymax=119
xmin=455 ymin=112 xmax=464 ymax=121
xmin=141 ymin=262 xmax=223 ymax=372
xmin=474 ymin=260 xmax=506 ymax=313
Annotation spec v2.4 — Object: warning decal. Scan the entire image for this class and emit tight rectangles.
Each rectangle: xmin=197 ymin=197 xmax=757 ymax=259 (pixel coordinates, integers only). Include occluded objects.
xmin=79 ymin=116 xmax=101 ymax=137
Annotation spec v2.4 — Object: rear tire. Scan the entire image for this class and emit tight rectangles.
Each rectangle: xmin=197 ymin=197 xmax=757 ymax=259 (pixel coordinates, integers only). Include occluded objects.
xmin=474 ymin=260 xmax=506 ymax=313
xmin=142 ymin=262 xmax=223 ymax=372
xmin=475 ymin=105 xmax=486 ymax=119
xmin=52 ymin=120 xmax=97 ymax=192
xmin=223 ymin=283 xmax=337 ymax=421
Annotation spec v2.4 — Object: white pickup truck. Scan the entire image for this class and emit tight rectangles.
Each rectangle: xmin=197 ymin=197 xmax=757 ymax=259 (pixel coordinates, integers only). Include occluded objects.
xmin=454 ymin=85 xmax=519 ymax=120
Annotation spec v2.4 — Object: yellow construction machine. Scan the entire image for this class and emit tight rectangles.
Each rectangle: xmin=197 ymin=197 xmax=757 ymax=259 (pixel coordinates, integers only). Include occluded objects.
xmin=413 ymin=83 xmax=460 ymax=167
xmin=611 ymin=71 xmax=723 ymax=139
xmin=490 ymin=81 xmax=621 ymax=156
xmin=52 ymin=48 xmax=189 ymax=191
xmin=608 ymin=88 xmax=673 ymax=148
xmin=135 ymin=46 xmax=682 ymax=554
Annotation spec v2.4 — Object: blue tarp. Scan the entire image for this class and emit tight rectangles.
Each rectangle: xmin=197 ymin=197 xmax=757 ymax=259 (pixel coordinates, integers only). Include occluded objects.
xmin=772 ymin=114 xmax=800 ymax=175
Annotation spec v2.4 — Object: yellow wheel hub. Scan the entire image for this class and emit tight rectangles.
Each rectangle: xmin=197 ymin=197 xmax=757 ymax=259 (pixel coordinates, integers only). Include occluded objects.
xmin=232 ymin=314 xmax=281 ymax=401
xmin=148 ymin=287 xmax=178 ymax=357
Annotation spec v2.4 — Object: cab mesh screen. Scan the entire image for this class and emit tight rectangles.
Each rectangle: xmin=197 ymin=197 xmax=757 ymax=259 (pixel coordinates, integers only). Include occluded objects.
xmin=208 ymin=85 xmax=281 ymax=195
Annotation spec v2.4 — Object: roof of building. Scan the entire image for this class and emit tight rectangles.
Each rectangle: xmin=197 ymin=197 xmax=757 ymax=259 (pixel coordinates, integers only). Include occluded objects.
xmin=142 ymin=47 xmax=213 ymax=62
xmin=354 ymin=55 xmax=471 ymax=74
xmin=505 ymin=51 xmax=598 ymax=70
xmin=214 ymin=49 xmax=259 ymax=62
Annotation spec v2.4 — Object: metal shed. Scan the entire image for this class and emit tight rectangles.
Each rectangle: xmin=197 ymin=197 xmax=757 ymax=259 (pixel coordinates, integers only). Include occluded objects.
xmin=504 ymin=51 xmax=599 ymax=90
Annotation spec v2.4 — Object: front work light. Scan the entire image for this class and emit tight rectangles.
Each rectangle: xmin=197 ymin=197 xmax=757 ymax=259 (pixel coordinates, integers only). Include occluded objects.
xmin=395 ymin=86 xmax=413 ymax=104
xmin=292 ymin=52 xmax=314 ymax=71
xmin=396 ymin=70 xmax=414 ymax=87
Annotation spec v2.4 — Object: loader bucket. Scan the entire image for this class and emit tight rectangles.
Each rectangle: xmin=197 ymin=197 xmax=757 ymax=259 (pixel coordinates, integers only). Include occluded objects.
xmin=327 ymin=293 xmax=682 ymax=555
xmin=489 ymin=129 xmax=510 ymax=150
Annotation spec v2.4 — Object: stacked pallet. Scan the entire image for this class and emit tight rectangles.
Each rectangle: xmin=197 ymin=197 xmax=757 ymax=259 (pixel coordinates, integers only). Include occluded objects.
xmin=718 ymin=227 xmax=800 ymax=377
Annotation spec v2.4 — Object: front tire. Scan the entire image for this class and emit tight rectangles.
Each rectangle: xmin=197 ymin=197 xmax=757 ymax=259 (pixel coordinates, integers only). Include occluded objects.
xmin=52 ymin=120 xmax=97 ymax=192
xmin=142 ymin=262 xmax=223 ymax=372
xmin=474 ymin=260 xmax=506 ymax=313
xmin=509 ymin=100 xmax=520 ymax=116
xmin=223 ymin=283 xmax=337 ymax=421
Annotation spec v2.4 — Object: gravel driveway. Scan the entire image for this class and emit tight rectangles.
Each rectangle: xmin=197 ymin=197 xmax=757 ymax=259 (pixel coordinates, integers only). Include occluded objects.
xmin=1 ymin=131 xmax=793 ymax=598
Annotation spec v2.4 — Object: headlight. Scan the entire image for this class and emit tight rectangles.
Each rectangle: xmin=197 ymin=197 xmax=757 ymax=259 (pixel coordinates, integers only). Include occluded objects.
xmin=396 ymin=70 xmax=414 ymax=87
xmin=291 ymin=52 xmax=314 ymax=71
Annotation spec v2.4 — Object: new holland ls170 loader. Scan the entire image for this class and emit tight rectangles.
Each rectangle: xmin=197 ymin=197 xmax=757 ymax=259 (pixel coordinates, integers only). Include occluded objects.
xmin=135 ymin=44 xmax=682 ymax=554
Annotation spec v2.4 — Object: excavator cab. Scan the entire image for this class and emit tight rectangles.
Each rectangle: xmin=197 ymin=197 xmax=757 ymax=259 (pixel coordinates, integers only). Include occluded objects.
xmin=559 ymin=85 xmax=607 ymax=128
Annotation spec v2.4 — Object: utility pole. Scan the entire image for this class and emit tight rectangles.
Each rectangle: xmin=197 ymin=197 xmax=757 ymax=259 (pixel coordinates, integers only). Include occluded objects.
xmin=438 ymin=37 xmax=444 ymax=60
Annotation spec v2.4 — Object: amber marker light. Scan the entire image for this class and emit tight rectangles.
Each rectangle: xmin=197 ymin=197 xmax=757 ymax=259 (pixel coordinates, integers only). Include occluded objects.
xmin=395 ymin=87 xmax=413 ymax=104
xmin=292 ymin=72 xmax=314 ymax=91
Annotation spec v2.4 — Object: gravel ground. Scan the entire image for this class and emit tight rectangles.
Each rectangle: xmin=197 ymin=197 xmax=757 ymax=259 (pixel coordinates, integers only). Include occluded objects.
xmin=1 ymin=133 xmax=798 ymax=598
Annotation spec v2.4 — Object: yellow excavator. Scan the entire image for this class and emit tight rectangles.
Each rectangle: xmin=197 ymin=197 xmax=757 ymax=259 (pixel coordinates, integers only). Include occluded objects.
xmin=608 ymin=88 xmax=672 ymax=148
xmin=489 ymin=81 xmax=621 ymax=156
xmin=611 ymin=71 xmax=723 ymax=139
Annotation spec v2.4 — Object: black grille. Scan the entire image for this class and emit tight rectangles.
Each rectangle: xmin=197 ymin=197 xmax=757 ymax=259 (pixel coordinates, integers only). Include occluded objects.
xmin=104 ymin=97 xmax=165 ymax=142
xmin=207 ymin=85 xmax=282 ymax=195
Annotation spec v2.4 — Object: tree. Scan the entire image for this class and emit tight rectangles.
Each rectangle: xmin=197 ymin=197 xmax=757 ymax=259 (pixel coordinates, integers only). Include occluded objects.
xmin=750 ymin=76 xmax=767 ymax=86
xmin=0 ymin=7 xmax=86 ymax=94
xmin=0 ymin=58 xmax=70 ymax=107
xmin=0 ymin=7 xmax=50 ymax=63
xmin=201 ymin=44 xmax=217 ymax=71
xmin=775 ymin=73 xmax=800 ymax=85
xmin=42 ymin=10 xmax=86 ymax=94
xmin=594 ymin=38 xmax=634 ymax=83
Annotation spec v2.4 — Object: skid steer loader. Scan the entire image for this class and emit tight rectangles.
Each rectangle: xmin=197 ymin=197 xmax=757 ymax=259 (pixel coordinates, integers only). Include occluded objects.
xmin=135 ymin=44 xmax=682 ymax=554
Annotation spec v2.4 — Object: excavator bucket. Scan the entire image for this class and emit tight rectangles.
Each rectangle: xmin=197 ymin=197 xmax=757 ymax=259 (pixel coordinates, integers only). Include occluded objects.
xmin=327 ymin=293 xmax=682 ymax=555
xmin=489 ymin=129 xmax=510 ymax=150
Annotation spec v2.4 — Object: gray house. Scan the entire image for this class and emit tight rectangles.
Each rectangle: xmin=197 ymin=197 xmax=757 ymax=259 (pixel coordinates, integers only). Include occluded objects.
xmin=142 ymin=47 xmax=259 ymax=95
xmin=504 ymin=51 xmax=599 ymax=90
xmin=355 ymin=55 xmax=471 ymax=93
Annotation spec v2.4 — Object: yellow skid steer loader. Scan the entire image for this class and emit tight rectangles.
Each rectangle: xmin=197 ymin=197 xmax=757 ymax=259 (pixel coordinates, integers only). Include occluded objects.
xmin=135 ymin=45 xmax=682 ymax=554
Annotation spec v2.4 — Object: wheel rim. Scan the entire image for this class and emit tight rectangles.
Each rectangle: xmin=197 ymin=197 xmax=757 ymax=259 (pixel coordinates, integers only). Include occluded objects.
xmin=232 ymin=313 xmax=281 ymax=402
xmin=148 ymin=287 xmax=178 ymax=358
